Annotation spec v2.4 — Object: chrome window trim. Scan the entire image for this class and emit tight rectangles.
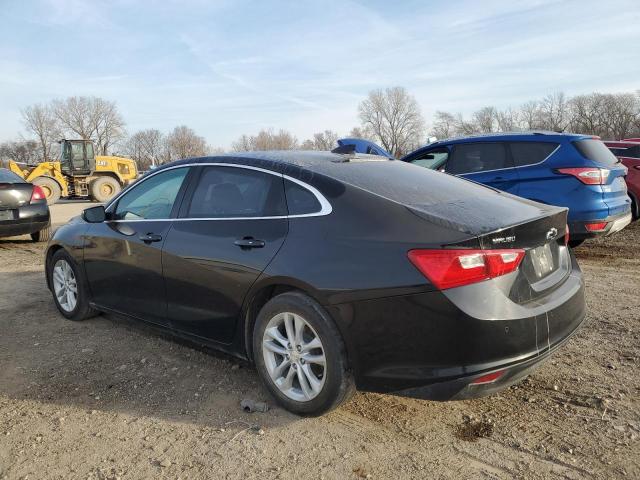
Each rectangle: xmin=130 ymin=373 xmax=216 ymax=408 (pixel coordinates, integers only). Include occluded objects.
xmin=444 ymin=142 xmax=561 ymax=176
xmin=105 ymin=162 xmax=332 ymax=222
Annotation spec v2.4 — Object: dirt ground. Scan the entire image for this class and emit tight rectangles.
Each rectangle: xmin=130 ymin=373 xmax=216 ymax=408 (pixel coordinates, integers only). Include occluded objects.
xmin=0 ymin=202 xmax=638 ymax=479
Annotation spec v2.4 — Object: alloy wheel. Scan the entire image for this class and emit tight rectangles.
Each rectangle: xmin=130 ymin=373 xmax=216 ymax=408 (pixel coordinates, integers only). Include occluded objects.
xmin=52 ymin=259 xmax=78 ymax=312
xmin=262 ymin=311 xmax=327 ymax=402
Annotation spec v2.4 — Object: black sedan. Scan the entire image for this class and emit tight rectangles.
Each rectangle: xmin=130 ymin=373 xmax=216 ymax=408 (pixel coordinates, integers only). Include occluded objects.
xmin=44 ymin=151 xmax=586 ymax=415
xmin=0 ymin=168 xmax=51 ymax=242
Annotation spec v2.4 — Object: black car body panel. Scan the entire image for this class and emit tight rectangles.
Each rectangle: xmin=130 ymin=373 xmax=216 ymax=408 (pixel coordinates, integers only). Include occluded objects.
xmin=46 ymin=152 xmax=586 ymax=400
xmin=0 ymin=169 xmax=50 ymax=238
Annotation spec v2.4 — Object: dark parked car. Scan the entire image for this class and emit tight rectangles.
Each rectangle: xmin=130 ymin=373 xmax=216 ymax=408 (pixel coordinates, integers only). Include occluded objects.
xmin=0 ymin=167 xmax=51 ymax=242
xmin=604 ymin=139 xmax=640 ymax=220
xmin=45 ymin=152 xmax=586 ymax=415
xmin=340 ymin=132 xmax=632 ymax=247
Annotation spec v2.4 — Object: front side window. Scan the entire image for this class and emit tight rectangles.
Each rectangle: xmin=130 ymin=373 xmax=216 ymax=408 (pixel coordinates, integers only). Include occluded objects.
xmin=509 ymin=142 xmax=558 ymax=167
xmin=114 ymin=167 xmax=188 ymax=220
xmin=187 ymin=166 xmax=286 ymax=218
xmin=447 ymin=143 xmax=510 ymax=174
xmin=410 ymin=149 xmax=449 ymax=169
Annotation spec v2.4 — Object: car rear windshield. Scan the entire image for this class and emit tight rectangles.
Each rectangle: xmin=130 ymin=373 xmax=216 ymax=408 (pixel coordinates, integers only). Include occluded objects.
xmin=572 ymin=139 xmax=619 ymax=166
xmin=0 ymin=169 xmax=25 ymax=183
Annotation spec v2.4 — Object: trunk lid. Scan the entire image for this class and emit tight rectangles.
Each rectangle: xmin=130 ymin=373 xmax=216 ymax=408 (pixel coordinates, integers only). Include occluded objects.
xmin=0 ymin=182 xmax=32 ymax=210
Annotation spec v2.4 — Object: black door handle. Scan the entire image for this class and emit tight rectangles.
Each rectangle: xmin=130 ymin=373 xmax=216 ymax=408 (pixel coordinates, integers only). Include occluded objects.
xmin=139 ymin=233 xmax=163 ymax=244
xmin=234 ymin=237 xmax=265 ymax=249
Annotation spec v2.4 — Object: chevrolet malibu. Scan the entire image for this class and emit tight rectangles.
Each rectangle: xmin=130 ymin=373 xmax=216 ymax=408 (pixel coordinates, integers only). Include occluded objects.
xmin=45 ymin=151 xmax=586 ymax=415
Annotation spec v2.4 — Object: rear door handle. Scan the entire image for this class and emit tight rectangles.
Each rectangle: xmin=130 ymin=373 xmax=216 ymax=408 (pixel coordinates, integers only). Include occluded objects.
xmin=139 ymin=233 xmax=163 ymax=243
xmin=234 ymin=237 xmax=265 ymax=249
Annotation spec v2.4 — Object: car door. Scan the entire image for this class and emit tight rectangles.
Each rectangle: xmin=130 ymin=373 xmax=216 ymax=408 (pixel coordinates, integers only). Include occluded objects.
xmin=83 ymin=166 xmax=192 ymax=326
xmin=162 ymin=164 xmax=288 ymax=344
xmin=445 ymin=142 xmax=520 ymax=194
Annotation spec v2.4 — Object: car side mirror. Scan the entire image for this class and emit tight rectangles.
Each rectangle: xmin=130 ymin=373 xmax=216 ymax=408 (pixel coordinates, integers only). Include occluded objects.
xmin=82 ymin=205 xmax=106 ymax=223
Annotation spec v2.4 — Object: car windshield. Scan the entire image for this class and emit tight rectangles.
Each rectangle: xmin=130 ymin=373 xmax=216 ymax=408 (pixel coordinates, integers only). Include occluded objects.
xmin=573 ymin=139 xmax=619 ymax=166
xmin=0 ymin=168 xmax=25 ymax=183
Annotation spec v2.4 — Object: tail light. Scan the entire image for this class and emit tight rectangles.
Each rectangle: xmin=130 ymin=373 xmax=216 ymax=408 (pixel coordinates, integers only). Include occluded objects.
xmin=31 ymin=185 xmax=46 ymax=202
xmin=564 ymin=225 xmax=570 ymax=246
xmin=556 ymin=167 xmax=610 ymax=185
xmin=408 ymin=248 xmax=525 ymax=290
xmin=585 ymin=222 xmax=608 ymax=232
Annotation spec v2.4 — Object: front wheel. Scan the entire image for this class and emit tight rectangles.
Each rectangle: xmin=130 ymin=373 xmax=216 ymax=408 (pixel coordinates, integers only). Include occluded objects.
xmin=48 ymin=249 xmax=99 ymax=321
xmin=253 ymin=291 xmax=355 ymax=416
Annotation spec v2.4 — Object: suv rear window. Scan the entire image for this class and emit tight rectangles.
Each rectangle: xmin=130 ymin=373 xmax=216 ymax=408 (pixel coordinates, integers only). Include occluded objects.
xmin=509 ymin=142 xmax=558 ymax=167
xmin=0 ymin=169 xmax=25 ymax=183
xmin=573 ymin=139 xmax=619 ymax=166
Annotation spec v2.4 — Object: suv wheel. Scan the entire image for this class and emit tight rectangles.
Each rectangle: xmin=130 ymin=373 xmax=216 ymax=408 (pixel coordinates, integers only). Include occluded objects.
xmin=253 ymin=292 xmax=355 ymax=416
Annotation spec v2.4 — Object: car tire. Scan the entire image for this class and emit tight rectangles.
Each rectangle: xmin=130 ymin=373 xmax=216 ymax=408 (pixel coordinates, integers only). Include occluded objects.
xmin=33 ymin=177 xmax=61 ymax=205
xmin=31 ymin=222 xmax=52 ymax=242
xmin=568 ymin=239 xmax=585 ymax=249
xmin=253 ymin=291 xmax=355 ymax=416
xmin=48 ymin=249 xmax=99 ymax=321
xmin=90 ymin=176 xmax=121 ymax=203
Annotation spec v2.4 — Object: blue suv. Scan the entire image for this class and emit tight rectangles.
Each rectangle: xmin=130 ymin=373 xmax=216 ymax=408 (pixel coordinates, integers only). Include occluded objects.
xmin=339 ymin=132 xmax=632 ymax=246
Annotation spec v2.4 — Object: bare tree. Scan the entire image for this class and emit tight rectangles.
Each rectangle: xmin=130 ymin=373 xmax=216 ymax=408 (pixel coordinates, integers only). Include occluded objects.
xmin=21 ymin=104 xmax=60 ymax=161
xmin=52 ymin=96 xmax=125 ymax=154
xmin=538 ymin=92 xmax=569 ymax=132
xmin=472 ymin=106 xmax=498 ymax=133
xmin=358 ymin=87 xmax=425 ymax=157
xmin=166 ymin=125 xmax=208 ymax=160
xmin=0 ymin=140 xmax=41 ymax=165
xmin=519 ymin=101 xmax=541 ymax=130
xmin=496 ymin=107 xmax=520 ymax=132
xmin=125 ymin=129 xmax=165 ymax=169
xmin=231 ymin=129 xmax=298 ymax=151
xmin=430 ymin=111 xmax=457 ymax=139
xmin=300 ymin=130 xmax=339 ymax=150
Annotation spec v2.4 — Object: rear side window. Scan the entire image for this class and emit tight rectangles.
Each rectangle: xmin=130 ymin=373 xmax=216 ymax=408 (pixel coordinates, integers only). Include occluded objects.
xmin=285 ymin=180 xmax=321 ymax=215
xmin=447 ymin=143 xmax=510 ymax=174
xmin=623 ymin=145 xmax=640 ymax=159
xmin=0 ymin=169 xmax=25 ymax=183
xmin=509 ymin=142 xmax=558 ymax=167
xmin=573 ymin=139 xmax=619 ymax=166
xmin=188 ymin=166 xmax=286 ymax=218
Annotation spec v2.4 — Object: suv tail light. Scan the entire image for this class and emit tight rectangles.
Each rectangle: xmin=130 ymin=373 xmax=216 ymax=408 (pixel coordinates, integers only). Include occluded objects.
xmin=408 ymin=249 xmax=525 ymax=290
xmin=31 ymin=185 xmax=46 ymax=202
xmin=556 ymin=167 xmax=610 ymax=185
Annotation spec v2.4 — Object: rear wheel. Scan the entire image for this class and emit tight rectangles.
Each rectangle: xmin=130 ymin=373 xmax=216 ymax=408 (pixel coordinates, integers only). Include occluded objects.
xmin=90 ymin=176 xmax=121 ymax=203
xmin=33 ymin=177 xmax=61 ymax=205
xmin=31 ymin=222 xmax=51 ymax=242
xmin=568 ymin=239 xmax=585 ymax=248
xmin=253 ymin=291 xmax=355 ymax=416
xmin=48 ymin=249 xmax=98 ymax=321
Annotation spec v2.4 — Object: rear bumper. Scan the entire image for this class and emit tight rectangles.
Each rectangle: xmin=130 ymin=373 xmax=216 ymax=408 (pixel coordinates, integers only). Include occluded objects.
xmin=0 ymin=203 xmax=50 ymax=238
xmin=569 ymin=210 xmax=632 ymax=240
xmin=333 ymin=250 xmax=586 ymax=399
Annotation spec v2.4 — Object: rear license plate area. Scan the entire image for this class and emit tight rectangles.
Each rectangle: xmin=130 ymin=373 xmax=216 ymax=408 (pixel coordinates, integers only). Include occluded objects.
xmin=530 ymin=243 xmax=554 ymax=278
xmin=0 ymin=209 xmax=15 ymax=221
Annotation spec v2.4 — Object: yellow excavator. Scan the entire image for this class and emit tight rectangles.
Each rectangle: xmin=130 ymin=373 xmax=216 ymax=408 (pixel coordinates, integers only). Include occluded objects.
xmin=9 ymin=139 xmax=138 ymax=204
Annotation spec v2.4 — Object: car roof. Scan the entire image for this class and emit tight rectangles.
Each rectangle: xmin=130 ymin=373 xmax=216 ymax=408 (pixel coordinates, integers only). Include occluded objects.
xmin=428 ymin=131 xmax=591 ymax=146
xmin=152 ymin=150 xmax=392 ymax=180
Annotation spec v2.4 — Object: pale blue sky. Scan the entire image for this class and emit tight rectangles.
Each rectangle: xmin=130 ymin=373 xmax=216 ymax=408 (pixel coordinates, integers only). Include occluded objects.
xmin=1 ymin=0 xmax=639 ymax=148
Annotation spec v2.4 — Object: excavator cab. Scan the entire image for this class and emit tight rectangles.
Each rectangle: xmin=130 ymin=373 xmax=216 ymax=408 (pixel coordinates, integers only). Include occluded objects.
xmin=59 ymin=139 xmax=96 ymax=176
